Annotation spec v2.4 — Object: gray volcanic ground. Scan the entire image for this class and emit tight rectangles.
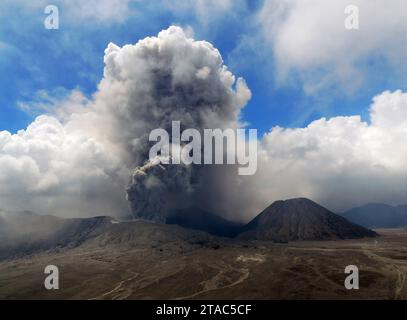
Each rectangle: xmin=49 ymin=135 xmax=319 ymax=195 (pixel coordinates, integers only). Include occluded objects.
xmin=0 ymin=217 xmax=406 ymax=300
xmin=1 ymin=199 xmax=405 ymax=300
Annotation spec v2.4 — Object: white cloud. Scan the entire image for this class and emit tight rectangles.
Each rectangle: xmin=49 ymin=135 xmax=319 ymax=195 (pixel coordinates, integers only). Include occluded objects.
xmin=17 ymin=89 xmax=89 ymax=117
xmin=3 ymin=0 xmax=132 ymax=23
xmin=0 ymin=115 xmax=130 ymax=217
xmin=248 ymin=90 xmax=407 ymax=214
xmin=258 ymin=0 xmax=407 ymax=93
xmin=62 ymin=0 xmax=131 ymax=23
xmin=158 ymin=0 xmax=238 ymax=26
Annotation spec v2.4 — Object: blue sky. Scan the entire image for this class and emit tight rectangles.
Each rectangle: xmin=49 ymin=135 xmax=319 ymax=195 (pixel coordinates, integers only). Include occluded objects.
xmin=1 ymin=0 xmax=407 ymax=135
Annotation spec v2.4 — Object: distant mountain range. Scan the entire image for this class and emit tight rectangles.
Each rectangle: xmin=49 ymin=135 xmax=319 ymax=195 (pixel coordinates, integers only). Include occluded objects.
xmin=341 ymin=203 xmax=407 ymax=228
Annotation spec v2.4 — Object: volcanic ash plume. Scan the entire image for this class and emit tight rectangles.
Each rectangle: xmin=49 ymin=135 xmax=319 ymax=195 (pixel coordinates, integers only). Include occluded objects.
xmin=103 ymin=26 xmax=252 ymax=221
xmin=126 ymin=157 xmax=194 ymax=222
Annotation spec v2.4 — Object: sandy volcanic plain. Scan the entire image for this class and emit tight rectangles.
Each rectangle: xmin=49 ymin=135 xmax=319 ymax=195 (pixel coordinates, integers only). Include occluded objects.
xmin=0 ymin=221 xmax=406 ymax=300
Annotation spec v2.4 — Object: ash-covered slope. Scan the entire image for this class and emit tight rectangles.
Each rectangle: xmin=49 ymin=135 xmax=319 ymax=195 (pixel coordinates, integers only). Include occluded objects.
xmin=0 ymin=211 xmax=113 ymax=259
xmin=0 ymin=211 xmax=220 ymax=260
xmin=238 ymin=198 xmax=377 ymax=242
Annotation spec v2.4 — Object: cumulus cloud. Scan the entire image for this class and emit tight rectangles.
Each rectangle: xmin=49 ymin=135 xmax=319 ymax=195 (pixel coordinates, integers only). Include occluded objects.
xmin=258 ymin=0 xmax=407 ymax=93
xmin=244 ymin=90 xmax=407 ymax=216
xmin=0 ymin=115 xmax=130 ymax=218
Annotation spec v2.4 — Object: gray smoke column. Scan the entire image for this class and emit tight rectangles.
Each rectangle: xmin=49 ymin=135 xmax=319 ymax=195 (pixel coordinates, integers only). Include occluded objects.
xmin=126 ymin=157 xmax=195 ymax=222
xmin=97 ymin=27 xmax=251 ymax=221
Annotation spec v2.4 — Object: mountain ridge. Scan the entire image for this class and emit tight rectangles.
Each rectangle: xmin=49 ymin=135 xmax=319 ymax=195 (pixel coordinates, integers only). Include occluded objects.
xmin=341 ymin=203 xmax=407 ymax=228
